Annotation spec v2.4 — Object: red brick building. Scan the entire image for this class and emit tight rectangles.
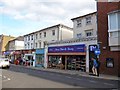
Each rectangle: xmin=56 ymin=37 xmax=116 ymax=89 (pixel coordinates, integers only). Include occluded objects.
xmin=97 ymin=1 xmax=120 ymax=76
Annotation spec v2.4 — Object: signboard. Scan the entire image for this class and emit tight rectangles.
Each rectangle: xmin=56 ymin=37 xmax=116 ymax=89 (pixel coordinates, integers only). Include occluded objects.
xmin=106 ymin=58 xmax=114 ymax=68
xmin=94 ymin=49 xmax=101 ymax=56
xmin=89 ymin=45 xmax=98 ymax=52
xmin=48 ymin=44 xmax=86 ymax=53
xmin=36 ymin=49 xmax=44 ymax=54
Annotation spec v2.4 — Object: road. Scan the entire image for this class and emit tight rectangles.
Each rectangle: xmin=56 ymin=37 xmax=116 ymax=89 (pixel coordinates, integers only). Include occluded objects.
xmin=1 ymin=65 xmax=119 ymax=89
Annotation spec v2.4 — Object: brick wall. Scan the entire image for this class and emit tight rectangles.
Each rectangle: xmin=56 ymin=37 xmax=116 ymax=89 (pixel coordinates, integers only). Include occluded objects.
xmin=97 ymin=2 xmax=120 ymax=76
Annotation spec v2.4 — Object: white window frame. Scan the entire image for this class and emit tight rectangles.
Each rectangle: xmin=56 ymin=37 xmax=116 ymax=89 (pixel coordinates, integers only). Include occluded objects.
xmin=86 ymin=16 xmax=92 ymax=25
xmin=52 ymin=30 xmax=55 ymax=36
xmin=76 ymin=33 xmax=82 ymax=38
xmin=76 ymin=19 xmax=82 ymax=27
xmin=44 ymin=32 xmax=46 ymax=37
xmin=85 ymin=30 xmax=93 ymax=37
xmin=39 ymin=33 xmax=42 ymax=38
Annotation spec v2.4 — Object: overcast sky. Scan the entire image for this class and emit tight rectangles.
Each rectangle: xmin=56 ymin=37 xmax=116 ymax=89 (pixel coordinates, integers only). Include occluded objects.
xmin=0 ymin=0 xmax=96 ymax=37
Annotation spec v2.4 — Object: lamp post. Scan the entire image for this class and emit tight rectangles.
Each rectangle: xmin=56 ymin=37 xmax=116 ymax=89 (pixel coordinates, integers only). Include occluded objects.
xmin=94 ymin=42 xmax=102 ymax=76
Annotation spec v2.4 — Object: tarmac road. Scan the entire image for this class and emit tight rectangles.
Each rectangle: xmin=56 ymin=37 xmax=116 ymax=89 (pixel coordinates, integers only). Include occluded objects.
xmin=1 ymin=65 xmax=119 ymax=89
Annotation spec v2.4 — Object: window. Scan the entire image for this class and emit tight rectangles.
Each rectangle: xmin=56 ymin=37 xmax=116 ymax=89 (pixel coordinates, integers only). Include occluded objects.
xmin=35 ymin=34 xmax=38 ymax=39
xmin=85 ymin=30 xmax=93 ymax=37
xmin=108 ymin=12 xmax=119 ymax=30
xmin=43 ymin=41 xmax=46 ymax=47
xmin=31 ymin=43 xmax=33 ymax=49
xmin=35 ymin=43 xmax=38 ymax=48
xmin=27 ymin=42 xmax=30 ymax=49
xmin=44 ymin=32 xmax=46 ymax=37
xmin=52 ymin=30 xmax=55 ymax=36
xmin=76 ymin=19 xmax=82 ymax=27
xmin=39 ymin=42 xmax=41 ymax=48
xmin=77 ymin=33 xmax=82 ymax=38
xmin=31 ymin=35 xmax=33 ymax=40
xmin=25 ymin=44 xmax=27 ymax=48
xmin=39 ymin=33 xmax=42 ymax=38
xmin=28 ymin=36 xmax=30 ymax=41
xmin=86 ymin=16 xmax=92 ymax=25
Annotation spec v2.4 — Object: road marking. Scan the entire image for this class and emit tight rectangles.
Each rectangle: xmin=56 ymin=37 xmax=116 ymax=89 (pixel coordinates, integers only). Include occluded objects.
xmin=7 ymin=78 xmax=11 ymax=80
xmin=104 ymin=83 xmax=114 ymax=86
xmin=3 ymin=76 xmax=6 ymax=78
xmin=89 ymin=80 xmax=97 ymax=83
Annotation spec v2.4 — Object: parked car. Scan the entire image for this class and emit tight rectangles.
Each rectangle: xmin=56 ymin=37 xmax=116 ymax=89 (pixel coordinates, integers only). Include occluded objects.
xmin=0 ymin=57 xmax=10 ymax=69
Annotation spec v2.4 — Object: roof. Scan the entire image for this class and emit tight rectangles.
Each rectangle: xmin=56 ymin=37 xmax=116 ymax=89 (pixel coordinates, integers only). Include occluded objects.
xmin=9 ymin=36 xmax=24 ymax=42
xmin=71 ymin=12 xmax=97 ymax=21
xmin=24 ymin=24 xmax=73 ymax=36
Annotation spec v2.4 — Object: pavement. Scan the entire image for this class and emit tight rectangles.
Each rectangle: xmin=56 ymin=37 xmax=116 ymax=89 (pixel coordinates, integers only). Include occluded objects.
xmin=11 ymin=64 xmax=120 ymax=81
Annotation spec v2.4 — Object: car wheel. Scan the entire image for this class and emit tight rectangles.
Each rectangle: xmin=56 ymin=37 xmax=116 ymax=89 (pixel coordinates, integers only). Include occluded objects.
xmin=7 ymin=66 xmax=10 ymax=69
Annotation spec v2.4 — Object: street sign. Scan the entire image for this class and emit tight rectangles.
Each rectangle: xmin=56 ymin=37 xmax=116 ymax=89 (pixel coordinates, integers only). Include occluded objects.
xmin=94 ymin=49 xmax=101 ymax=56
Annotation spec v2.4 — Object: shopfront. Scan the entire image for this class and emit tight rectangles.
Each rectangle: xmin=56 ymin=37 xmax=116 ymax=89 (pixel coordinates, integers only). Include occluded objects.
xmin=35 ymin=48 xmax=44 ymax=67
xmin=47 ymin=44 xmax=86 ymax=72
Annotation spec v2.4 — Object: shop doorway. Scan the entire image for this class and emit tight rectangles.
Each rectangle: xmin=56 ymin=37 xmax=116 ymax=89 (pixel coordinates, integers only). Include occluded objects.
xmin=62 ymin=56 xmax=65 ymax=66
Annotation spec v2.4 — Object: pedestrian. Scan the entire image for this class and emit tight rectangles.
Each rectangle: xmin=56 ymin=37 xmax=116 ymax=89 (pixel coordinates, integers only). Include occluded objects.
xmin=91 ymin=58 xmax=99 ymax=76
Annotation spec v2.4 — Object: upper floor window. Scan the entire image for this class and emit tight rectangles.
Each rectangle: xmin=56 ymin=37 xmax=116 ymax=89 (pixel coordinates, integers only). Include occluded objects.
xmin=76 ymin=19 xmax=82 ymax=27
xmin=86 ymin=16 xmax=92 ymax=25
xmin=77 ymin=33 xmax=82 ymax=38
xmin=25 ymin=37 xmax=27 ymax=41
xmin=27 ymin=42 xmax=30 ymax=49
xmin=31 ymin=43 xmax=33 ymax=49
xmin=44 ymin=32 xmax=46 ymax=37
xmin=31 ymin=35 xmax=33 ymax=40
xmin=85 ymin=30 xmax=93 ymax=37
xmin=39 ymin=42 xmax=41 ymax=48
xmin=52 ymin=30 xmax=55 ymax=36
xmin=35 ymin=34 xmax=38 ymax=39
xmin=25 ymin=44 xmax=27 ymax=48
xmin=28 ymin=36 xmax=30 ymax=41
xmin=35 ymin=43 xmax=38 ymax=48
xmin=108 ymin=12 xmax=119 ymax=30
xmin=39 ymin=33 xmax=42 ymax=38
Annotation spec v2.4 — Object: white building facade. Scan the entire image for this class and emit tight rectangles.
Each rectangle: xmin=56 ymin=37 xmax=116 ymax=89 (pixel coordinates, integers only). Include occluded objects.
xmin=24 ymin=24 xmax=73 ymax=50
xmin=71 ymin=12 xmax=97 ymax=38
xmin=44 ymin=12 xmax=98 ymax=73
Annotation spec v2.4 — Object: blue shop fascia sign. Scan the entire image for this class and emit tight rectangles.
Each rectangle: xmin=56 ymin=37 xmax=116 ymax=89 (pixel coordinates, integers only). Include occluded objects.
xmin=36 ymin=48 xmax=44 ymax=54
xmin=48 ymin=44 xmax=86 ymax=53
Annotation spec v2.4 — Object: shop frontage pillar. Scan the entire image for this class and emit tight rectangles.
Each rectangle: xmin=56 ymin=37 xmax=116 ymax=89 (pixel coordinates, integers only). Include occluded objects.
xmin=65 ymin=56 xmax=67 ymax=70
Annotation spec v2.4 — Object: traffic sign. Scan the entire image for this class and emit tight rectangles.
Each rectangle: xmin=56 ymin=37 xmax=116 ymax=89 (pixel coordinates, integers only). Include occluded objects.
xmin=94 ymin=49 xmax=101 ymax=55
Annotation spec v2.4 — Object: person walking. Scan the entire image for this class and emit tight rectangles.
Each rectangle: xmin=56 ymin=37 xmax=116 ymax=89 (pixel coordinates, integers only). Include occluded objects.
xmin=91 ymin=58 xmax=99 ymax=76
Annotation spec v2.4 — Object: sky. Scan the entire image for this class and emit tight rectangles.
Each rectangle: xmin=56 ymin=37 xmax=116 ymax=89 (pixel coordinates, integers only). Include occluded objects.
xmin=0 ymin=0 xmax=96 ymax=37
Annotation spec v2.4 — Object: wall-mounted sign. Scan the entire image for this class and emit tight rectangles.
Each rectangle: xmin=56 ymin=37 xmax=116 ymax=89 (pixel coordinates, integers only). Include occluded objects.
xmin=48 ymin=44 xmax=86 ymax=53
xmin=106 ymin=58 xmax=114 ymax=68
xmin=94 ymin=49 xmax=101 ymax=56
xmin=89 ymin=45 xmax=98 ymax=52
